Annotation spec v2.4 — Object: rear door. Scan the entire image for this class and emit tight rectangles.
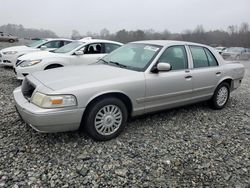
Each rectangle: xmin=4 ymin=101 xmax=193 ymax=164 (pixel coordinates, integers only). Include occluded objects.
xmin=188 ymin=45 xmax=222 ymax=99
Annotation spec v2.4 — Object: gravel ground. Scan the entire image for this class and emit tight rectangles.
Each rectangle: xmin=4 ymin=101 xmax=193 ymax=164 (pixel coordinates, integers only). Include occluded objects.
xmin=0 ymin=60 xmax=250 ymax=187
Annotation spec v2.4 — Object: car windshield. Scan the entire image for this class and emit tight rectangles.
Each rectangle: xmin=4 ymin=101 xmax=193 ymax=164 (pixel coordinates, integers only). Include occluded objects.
xmin=53 ymin=41 xmax=84 ymax=53
xmin=100 ymin=43 xmax=162 ymax=71
xmin=27 ymin=39 xmax=47 ymax=48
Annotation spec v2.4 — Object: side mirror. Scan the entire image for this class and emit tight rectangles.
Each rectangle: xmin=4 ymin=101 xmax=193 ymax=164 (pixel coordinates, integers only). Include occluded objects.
xmin=75 ymin=51 xmax=84 ymax=55
xmin=40 ymin=45 xmax=47 ymax=50
xmin=157 ymin=62 xmax=171 ymax=72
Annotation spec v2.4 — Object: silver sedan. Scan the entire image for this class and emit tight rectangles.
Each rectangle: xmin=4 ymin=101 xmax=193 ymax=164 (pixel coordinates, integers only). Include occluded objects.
xmin=14 ymin=40 xmax=245 ymax=141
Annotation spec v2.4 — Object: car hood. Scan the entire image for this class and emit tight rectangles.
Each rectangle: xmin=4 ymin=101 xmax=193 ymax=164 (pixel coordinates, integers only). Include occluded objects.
xmin=1 ymin=45 xmax=35 ymax=52
xmin=18 ymin=51 xmax=68 ymax=61
xmin=31 ymin=64 xmax=141 ymax=91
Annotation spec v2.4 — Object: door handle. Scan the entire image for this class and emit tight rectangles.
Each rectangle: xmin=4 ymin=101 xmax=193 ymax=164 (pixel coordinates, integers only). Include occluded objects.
xmin=185 ymin=75 xmax=192 ymax=79
xmin=216 ymin=72 xmax=221 ymax=76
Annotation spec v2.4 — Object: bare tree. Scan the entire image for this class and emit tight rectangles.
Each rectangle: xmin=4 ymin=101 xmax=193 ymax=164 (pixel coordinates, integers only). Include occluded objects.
xmin=71 ymin=30 xmax=82 ymax=40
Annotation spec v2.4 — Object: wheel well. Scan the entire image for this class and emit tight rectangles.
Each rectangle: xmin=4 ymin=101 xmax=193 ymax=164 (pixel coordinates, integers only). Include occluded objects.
xmin=80 ymin=92 xmax=133 ymax=129
xmin=221 ymin=78 xmax=233 ymax=90
xmin=87 ymin=93 xmax=132 ymax=115
xmin=44 ymin=64 xmax=63 ymax=70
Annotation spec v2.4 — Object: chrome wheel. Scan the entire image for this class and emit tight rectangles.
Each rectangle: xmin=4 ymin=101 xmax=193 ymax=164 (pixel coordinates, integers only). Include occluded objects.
xmin=216 ymin=86 xmax=228 ymax=107
xmin=94 ymin=105 xmax=122 ymax=136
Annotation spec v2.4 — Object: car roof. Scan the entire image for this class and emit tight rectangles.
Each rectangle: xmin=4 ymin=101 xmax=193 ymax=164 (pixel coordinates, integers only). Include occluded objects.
xmin=131 ymin=40 xmax=210 ymax=48
xmin=45 ymin=38 xmax=73 ymax=42
xmin=78 ymin=38 xmax=123 ymax=45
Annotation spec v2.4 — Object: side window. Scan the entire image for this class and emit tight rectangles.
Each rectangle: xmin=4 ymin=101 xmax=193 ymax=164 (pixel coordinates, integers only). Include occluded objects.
xmin=63 ymin=41 xmax=71 ymax=46
xmin=204 ymin=48 xmax=218 ymax=66
xmin=85 ymin=43 xmax=103 ymax=54
xmin=42 ymin=41 xmax=61 ymax=48
xmin=104 ymin=43 xmax=121 ymax=53
xmin=158 ymin=45 xmax=188 ymax=70
xmin=190 ymin=46 xmax=209 ymax=68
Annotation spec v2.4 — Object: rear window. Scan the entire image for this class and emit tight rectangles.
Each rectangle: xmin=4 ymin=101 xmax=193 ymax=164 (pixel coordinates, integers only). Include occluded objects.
xmin=189 ymin=46 xmax=218 ymax=68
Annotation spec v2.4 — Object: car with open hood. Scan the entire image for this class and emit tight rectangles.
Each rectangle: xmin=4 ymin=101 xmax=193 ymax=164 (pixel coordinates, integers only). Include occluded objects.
xmin=13 ymin=40 xmax=245 ymax=141
xmin=0 ymin=38 xmax=72 ymax=67
xmin=14 ymin=38 xmax=123 ymax=79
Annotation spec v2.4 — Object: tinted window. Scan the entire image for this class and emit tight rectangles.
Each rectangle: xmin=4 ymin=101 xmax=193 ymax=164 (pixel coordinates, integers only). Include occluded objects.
xmin=158 ymin=45 xmax=188 ymax=70
xmin=85 ymin=43 xmax=103 ymax=54
xmin=105 ymin=43 xmax=121 ymax=53
xmin=204 ymin=48 xmax=218 ymax=66
xmin=42 ymin=41 xmax=62 ymax=48
xmin=190 ymin=46 xmax=209 ymax=68
xmin=63 ymin=41 xmax=71 ymax=46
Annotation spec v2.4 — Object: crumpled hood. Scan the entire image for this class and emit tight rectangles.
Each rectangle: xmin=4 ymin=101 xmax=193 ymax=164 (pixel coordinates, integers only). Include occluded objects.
xmin=1 ymin=45 xmax=36 ymax=53
xmin=18 ymin=51 xmax=67 ymax=61
xmin=30 ymin=64 xmax=140 ymax=91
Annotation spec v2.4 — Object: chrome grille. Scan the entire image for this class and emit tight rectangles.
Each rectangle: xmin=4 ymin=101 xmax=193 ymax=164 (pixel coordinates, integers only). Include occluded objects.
xmin=21 ymin=78 xmax=36 ymax=100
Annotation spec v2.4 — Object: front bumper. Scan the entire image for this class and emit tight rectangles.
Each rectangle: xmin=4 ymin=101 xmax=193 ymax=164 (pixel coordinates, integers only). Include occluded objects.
xmin=13 ymin=87 xmax=85 ymax=133
xmin=15 ymin=67 xmax=27 ymax=80
xmin=15 ymin=64 xmax=43 ymax=80
xmin=0 ymin=53 xmax=17 ymax=67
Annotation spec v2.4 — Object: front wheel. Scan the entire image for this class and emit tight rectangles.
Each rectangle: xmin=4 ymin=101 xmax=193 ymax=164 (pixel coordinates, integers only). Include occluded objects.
xmin=210 ymin=82 xmax=230 ymax=109
xmin=84 ymin=97 xmax=128 ymax=141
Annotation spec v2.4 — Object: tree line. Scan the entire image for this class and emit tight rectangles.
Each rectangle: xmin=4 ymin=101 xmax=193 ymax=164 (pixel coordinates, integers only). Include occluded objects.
xmin=0 ymin=24 xmax=58 ymax=39
xmin=72 ymin=23 xmax=250 ymax=47
xmin=1 ymin=23 xmax=249 ymax=47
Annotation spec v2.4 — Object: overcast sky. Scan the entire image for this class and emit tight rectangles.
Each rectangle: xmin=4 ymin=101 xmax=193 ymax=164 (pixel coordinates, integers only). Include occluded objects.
xmin=0 ymin=0 xmax=250 ymax=37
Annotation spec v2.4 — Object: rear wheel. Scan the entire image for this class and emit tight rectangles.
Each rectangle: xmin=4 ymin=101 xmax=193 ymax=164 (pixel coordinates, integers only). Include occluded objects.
xmin=84 ymin=97 xmax=128 ymax=141
xmin=44 ymin=64 xmax=63 ymax=70
xmin=9 ymin=39 xmax=14 ymax=43
xmin=210 ymin=82 xmax=230 ymax=109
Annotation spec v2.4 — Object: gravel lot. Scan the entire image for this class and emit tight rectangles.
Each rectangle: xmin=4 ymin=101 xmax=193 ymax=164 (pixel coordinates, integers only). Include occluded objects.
xmin=0 ymin=45 xmax=250 ymax=187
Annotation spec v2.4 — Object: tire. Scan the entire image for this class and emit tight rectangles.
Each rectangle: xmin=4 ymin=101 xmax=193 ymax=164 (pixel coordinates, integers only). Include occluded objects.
xmin=235 ymin=55 xmax=240 ymax=60
xmin=210 ymin=82 xmax=230 ymax=110
xmin=44 ymin=64 xmax=63 ymax=70
xmin=84 ymin=97 xmax=128 ymax=141
xmin=9 ymin=39 xmax=14 ymax=43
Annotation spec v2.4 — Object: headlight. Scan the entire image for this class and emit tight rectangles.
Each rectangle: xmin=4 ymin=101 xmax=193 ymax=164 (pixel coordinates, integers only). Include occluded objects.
xmin=3 ymin=51 xmax=18 ymax=55
xmin=31 ymin=92 xmax=77 ymax=108
xmin=19 ymin=59 xmax=42 ymax=67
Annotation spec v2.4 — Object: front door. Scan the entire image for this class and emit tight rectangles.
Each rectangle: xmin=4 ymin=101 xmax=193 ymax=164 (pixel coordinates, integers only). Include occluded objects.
xmin=144 ymin=45 xmax=193 ymax=113
xmin=74 ymin=43 xmax=106 ymax=65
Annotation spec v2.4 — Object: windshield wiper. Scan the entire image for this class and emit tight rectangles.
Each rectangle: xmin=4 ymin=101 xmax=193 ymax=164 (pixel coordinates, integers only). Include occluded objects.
xmin=98 ymin=59 xmax=127 ymax=68
xmin=109 ymin=61 xmax=127 ymax=68
xmin=99 ymin=59 xmax=109 ymax=64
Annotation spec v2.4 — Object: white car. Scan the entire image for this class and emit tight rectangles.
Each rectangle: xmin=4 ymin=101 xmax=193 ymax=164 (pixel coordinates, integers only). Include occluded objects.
xmin=14 ymin=38 xmax=123 ymax=80
xmin=215 ymin=46 xmax=227 ymax=54
xmin=0 ymin=38 xmax=72 ymax=67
